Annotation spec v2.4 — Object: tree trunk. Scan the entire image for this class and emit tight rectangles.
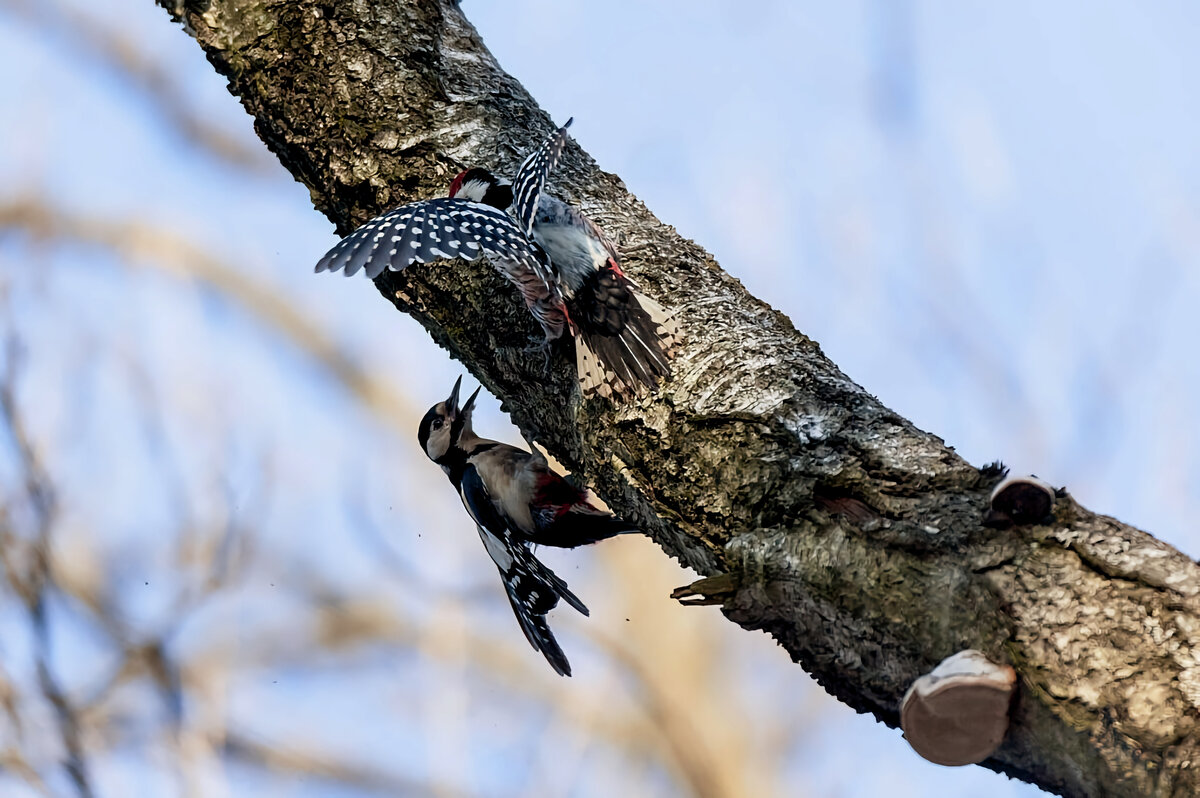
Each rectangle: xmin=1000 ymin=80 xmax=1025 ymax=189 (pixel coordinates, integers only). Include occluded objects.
xmin=155 ymin=1 xmax=1200 ymax=795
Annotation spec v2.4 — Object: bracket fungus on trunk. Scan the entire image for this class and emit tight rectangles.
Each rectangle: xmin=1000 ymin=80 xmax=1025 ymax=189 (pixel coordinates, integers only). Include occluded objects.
xmin=900 ymin=649 xmax=1017 ymax=767
xmin=983 ymin=474 xmax=1057 ymax=528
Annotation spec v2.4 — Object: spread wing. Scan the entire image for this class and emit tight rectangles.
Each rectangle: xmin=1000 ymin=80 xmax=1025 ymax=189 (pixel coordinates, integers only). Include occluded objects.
xmin=460 ymin=463 xmax=587 ymax=677
xmin=510 ymin=118 xmax=573 ymax=237
xmin=315 ymin=197 xmax=567 ymax=338
xmin=314 ymin=197 xmax=548 ymax=282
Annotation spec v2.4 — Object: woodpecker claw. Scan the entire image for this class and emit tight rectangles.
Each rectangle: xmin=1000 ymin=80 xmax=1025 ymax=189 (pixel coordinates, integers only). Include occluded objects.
xmin=521 ymin=340 xmax=554 ymax=373
xmin=523 ymin=433 xmax=548 ymax=467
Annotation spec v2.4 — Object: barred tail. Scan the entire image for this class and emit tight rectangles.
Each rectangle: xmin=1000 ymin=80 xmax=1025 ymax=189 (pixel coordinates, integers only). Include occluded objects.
xmin=501 ymin=557 xmax=586 ymax=677
xmin=575 ymin=291 xmax=678 ymax=400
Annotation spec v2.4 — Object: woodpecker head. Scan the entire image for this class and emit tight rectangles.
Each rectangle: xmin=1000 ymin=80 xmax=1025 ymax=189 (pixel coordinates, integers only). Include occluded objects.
xmin=418 ymin=376 xmax=481 ymax=465
xmin=448 ymin=168 xmax=513 ymax=210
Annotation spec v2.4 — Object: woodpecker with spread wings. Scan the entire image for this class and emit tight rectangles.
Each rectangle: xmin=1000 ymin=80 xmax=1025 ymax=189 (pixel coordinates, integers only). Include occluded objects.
xmin=418 ymin=377 xmax=636 ymax=675
xmin=314 ymin=119 xmax=676 ymax=399
xmin=450 ymin=126 xmax=677 ymax=399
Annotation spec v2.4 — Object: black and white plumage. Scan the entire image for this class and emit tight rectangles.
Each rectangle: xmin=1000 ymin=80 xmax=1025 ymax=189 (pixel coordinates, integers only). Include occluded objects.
xmin=314 ymin=197 xmax=568 ymax=341
xmin=536 ymin=196 xmax=677 ymax=398
xmin=451 ymin=153 xmax=677 ymax=400
xmin=510 ymin=118 xmax=574 ymax=236
xmin=418 ymin=377 xmax=636 ymax=676
xmin=313 ymin=122 xmax=575 ymax=341
xmin=314 ymin=118 xmax=676 ymax=399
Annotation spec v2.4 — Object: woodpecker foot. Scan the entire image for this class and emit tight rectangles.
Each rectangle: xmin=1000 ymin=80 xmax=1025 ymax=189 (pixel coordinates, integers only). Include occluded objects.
xmin=522 ymin=433 xmax=549 ymax=468
xmin=520 ymin=340 xmax=554 ymax=373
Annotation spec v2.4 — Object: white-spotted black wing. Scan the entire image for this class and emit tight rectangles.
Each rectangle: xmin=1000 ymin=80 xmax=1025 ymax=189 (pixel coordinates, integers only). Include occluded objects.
xmin=460 ymin=464 xmax=587 ymax=676
xmin=314 ymin=197 xmax=549 ymax=282
xmin=510 ymin=118 xmax=573 ymax=237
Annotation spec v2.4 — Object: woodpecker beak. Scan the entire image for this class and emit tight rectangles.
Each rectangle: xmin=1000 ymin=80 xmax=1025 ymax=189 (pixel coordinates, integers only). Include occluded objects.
xmin=461 ymin=385 xmax=481 ymax=418
xmin=446 ymin=375 xmax=464 ymax=416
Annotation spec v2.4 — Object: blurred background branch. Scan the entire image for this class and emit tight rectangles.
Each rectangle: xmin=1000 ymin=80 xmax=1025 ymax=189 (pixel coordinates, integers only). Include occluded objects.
xmin=1 ymin=341 xmax=95 ymax=798
xmin=0 ymin=0 xmax=275 ymax=173
xmin=0 ymin=195 xmax=421 ymax=430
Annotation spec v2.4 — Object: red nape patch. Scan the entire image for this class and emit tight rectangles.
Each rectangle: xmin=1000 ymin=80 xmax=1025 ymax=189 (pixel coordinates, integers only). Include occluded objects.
xmin=533 ymin=472 xmax=587 ymax=513
xmin=606 ymin=257 xmax=625 ymax=277
xmin=448 ymin=170 xmax=469 ymax=198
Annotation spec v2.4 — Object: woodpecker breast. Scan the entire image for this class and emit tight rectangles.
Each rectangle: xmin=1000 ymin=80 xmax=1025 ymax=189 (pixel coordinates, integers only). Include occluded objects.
xmin=466 ymin=444 xmax=540 ymax=534
xmin=531 ymin=196 xmax=614 ymax=294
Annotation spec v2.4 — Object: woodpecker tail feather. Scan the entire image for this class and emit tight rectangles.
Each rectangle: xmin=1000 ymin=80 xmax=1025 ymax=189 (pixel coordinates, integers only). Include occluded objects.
xmin=575 ymin=289 xmax=678 ymax=399
xmin=500 ymin=546 xmax=588 ymax=677
xmin=510 ymin=598 xmax=572 ymax=677
xmin=554 ymin=508 xmax=639 ymax=547
xmin=632 ymin=291 xmax=680 ymax=362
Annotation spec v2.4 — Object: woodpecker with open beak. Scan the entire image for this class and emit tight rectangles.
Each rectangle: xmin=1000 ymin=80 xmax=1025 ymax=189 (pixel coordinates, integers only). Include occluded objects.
xmin=315 ymin=119 xmax=677 ymax=400
xmin=418 ymin=377 xmax=637 ymax=675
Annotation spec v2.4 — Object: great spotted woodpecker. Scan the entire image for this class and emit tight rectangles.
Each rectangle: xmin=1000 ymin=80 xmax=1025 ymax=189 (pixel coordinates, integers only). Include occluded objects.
xmin=314 ymin=119 xmax=677 ymax=400
xmin=450 ymin=139 xmax=677 ymax=399
xmin=418 ymin=377 xmax=636 ymax=676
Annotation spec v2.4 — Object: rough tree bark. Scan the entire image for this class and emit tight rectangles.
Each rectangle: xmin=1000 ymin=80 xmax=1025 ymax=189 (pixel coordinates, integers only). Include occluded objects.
xmin=155 ymin=2 xmax=1200 ymax=795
